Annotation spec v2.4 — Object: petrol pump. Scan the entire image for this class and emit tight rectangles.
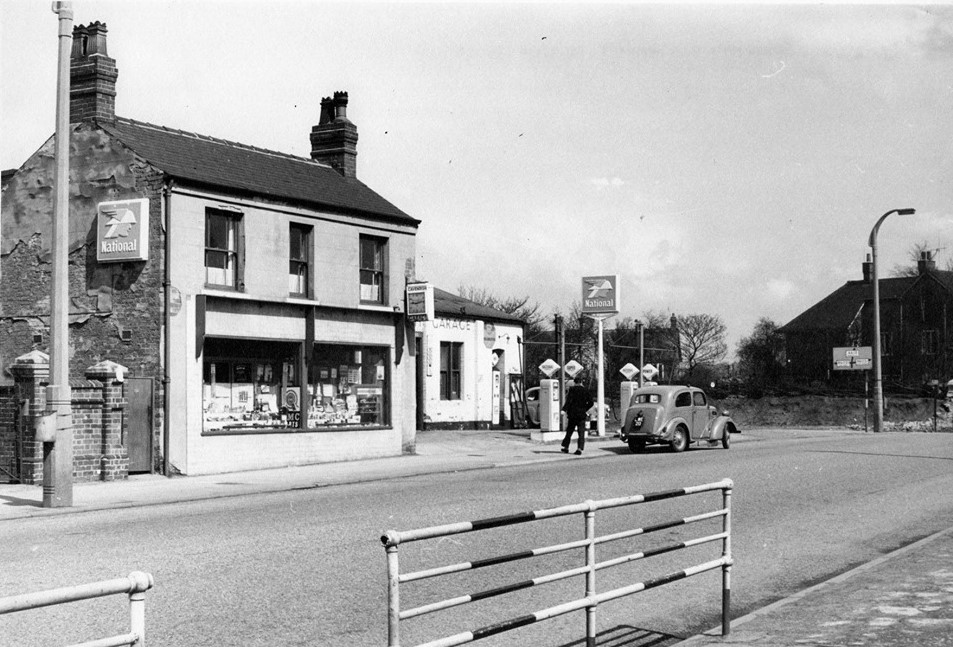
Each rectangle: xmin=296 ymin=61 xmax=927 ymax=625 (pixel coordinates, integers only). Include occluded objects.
xmin=538 ymin=379 xmax=561 ymax=432
xmin=620 ymin=381 xmax=638 ymax=415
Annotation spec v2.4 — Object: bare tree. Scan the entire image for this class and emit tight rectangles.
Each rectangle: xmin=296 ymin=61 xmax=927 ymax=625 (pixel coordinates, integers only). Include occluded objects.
xmin=675 ymin=313 xmax=727 ymax=379
xmin=890 ymin=241 xmax=951 ymax=277
xmin=457 ymin=285 xmax=544 ymax=328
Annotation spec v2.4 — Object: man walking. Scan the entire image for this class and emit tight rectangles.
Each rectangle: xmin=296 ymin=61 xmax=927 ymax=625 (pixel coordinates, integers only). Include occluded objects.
xmin=561 ymin=377 xmax=594 ymax=455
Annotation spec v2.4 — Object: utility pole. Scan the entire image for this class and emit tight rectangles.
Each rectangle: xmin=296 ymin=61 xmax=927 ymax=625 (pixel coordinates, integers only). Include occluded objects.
xmin=638 ymin=320 xmax=645 ymax=388
xmin=45 ymin=1 xmax=74 ymax=507
xmin=555 ymin=315 xmax=565 ymax=431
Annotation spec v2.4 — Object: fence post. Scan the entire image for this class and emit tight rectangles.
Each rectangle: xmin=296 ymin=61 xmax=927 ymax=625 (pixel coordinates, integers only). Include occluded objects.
xmin=386 ymin=541 xmax=401 ymax=647
xmin=128 ymin=571 xmax=153 ymax=647
xmin=585 ymin=501 xmax=596 ymax=647
xmin=721 ymin=484 xmax=732 ymax=636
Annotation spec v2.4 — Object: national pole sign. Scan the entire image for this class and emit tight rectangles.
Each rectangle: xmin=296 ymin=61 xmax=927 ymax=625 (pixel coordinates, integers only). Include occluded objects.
xmin=405 ymin=282 xmax=434 ymax=322
xmin=581 ymin=275 xmax=620 ymax=315
xmin=96 ymin=199 xmax=149 ymax=262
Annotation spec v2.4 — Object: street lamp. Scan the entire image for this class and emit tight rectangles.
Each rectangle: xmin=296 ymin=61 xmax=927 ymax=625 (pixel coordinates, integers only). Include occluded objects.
xmin=869 ymin=207 xmax=916 ymax=433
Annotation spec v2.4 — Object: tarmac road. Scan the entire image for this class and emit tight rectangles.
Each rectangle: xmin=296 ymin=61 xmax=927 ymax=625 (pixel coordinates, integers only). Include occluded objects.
xmin=1 ymin=428 xmax=952 ymax=646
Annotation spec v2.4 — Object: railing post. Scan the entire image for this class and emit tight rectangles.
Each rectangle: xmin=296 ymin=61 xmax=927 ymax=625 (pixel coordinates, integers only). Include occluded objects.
xmin=585 ymin=501 xmax=596 ymax=647
xmin=130 ymin=589 xmax=146 ymax=646
xmin=386 ymin=543 xmax=401 ymax=647
xmin=721 ymin=483 xmax=732 ymax=636
xmin=127 ymin=571 xmax=153 ymax=647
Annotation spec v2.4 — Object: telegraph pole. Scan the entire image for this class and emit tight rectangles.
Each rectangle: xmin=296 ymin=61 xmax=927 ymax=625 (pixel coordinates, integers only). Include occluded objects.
xmin=45 ymin=1 xmax=74 ymax=507
xmin=555 ymin=315 xmax=565 ymax=431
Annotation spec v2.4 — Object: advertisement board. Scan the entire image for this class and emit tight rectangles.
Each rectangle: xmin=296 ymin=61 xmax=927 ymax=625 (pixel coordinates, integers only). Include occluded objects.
xmin=96 ymin=198 xmax=150 ymax=262
xmin=406 ymin=282 xmax=434 ymax=322
xmin=581 ymin=275 xmax=620 ymax=315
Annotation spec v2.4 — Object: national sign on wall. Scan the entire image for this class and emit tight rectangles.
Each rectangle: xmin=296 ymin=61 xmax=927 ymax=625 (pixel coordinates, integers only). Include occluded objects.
xmin=96 ymin=199 xmax=149 ymax=262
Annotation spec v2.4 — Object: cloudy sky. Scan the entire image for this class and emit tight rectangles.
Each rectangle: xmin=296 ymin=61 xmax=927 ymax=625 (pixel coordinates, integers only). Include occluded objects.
xmin=3 ymin=2 xmax=952 ymax=358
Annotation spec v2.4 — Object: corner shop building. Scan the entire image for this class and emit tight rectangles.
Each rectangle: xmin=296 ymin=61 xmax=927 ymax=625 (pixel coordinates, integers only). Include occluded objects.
xmin=0 ymin=23 xmax=420 ymax=479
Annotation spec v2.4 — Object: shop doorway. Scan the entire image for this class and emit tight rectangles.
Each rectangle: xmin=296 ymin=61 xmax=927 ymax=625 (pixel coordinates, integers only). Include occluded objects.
xmin=124 ymin=378 xmax=153 ymax=473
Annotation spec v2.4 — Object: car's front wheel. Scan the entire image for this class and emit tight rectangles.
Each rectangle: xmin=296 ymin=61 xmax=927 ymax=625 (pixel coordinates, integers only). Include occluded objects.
xmin=627 ymin=438 xmax=645 ymax=453
xmin=670 ymin=426 xmax=689 ymax=453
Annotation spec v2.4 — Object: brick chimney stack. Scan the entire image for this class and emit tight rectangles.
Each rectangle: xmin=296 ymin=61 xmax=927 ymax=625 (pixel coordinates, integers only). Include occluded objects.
xmin=70 ymin=22 xmax=118 ymax=123
xmin=862 ymin=253 xmax=873 ymax=283
xmin=310 ymin=91 xmax=358 ymax=178
xmin=917 ymin=251 xmax=936 ymax=275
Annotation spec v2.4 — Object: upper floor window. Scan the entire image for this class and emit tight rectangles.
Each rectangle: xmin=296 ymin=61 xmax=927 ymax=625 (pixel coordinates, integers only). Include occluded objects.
xmin=289 ymin=223 xmax=312 ymax=297
xmin=922 ymin=330 xmax=938 ymax=355
xmin=360 ymin=235 xmax=386 ymax=304
xmin=205 ymin=209 xmax=242 ymax=289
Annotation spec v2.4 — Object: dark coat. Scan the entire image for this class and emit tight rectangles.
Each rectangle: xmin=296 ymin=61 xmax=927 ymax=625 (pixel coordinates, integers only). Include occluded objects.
xmin=563 ymin=384 xmax=593 ymax=420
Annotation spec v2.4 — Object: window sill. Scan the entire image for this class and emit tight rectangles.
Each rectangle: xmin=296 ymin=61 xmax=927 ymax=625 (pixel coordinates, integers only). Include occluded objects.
xmin=204 ymin=284 xmax=244 ymax=294
xmin=202 ymin=424 xmax=393 ymax=436
xmin=359 ymin=303 xmax=400 ymax=313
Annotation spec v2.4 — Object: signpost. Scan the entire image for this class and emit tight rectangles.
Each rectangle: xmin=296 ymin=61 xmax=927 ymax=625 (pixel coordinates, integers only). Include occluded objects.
xmin=832 ymin=347 xmax=873 ymax=432
xmin=581 ymin=275 xmax=620 ymax=437
xmin=832 ymin=346 xmax=872 ymax=371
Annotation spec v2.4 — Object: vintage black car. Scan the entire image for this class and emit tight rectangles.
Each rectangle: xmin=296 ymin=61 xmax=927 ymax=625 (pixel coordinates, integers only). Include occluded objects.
xmin=620 ymin=385 xmax=738 ymax=453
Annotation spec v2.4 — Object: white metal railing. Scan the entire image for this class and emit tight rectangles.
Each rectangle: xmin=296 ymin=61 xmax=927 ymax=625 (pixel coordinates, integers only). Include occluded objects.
xmin=0 ymin=571 xmax=154 ymax=647
xmin=381 ymin=479 xmax=732 ymax=647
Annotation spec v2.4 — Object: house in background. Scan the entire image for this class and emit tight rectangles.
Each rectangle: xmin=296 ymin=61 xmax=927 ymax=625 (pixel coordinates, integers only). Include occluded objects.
xmin=781 ymin=251 xmax=952 ymax=391
xmin=415 ymin=289 xmax=525 ymax=430
xmin=1 ymin=22 xmax=420 ymax=480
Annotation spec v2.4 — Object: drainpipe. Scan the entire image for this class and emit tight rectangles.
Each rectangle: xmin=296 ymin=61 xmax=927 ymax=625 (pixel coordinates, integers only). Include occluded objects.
xmin=162 ymin=180 xmax=174 ymax=476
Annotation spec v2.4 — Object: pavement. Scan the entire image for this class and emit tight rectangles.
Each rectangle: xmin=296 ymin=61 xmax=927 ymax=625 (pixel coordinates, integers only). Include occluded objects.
xmin=2 ymin=427 xmax=952 ymax=646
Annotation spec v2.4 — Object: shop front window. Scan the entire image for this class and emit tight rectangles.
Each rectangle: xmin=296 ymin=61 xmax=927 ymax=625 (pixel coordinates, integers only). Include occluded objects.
xmin=202 ymin=338 xmax=301 ymax=431
xmin=306 ymin=344 xmax=389 ymax=428
xmin=202 ymin=338 xmax=390 ymax=432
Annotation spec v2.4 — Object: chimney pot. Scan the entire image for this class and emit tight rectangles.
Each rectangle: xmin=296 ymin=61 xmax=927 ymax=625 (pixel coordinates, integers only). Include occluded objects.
xmin=917 ymin=250 xmax=936 ymax=275
xmin=310 ymin=90 xmax=358 ymax=178
xmin=862 ymin=254 xmax=873 ymax=283
xmin=70 ymin=22 xmax=117 ymax=123
xmin=333 ymin=91 xmax=350 ymax=122
xmin=318 ymin=97 xmax=334 ymax=125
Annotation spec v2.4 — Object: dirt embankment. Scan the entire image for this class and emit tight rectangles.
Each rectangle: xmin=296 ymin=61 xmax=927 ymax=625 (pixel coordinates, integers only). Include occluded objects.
xmin=721 ymin=395 xmax=952 ymax=432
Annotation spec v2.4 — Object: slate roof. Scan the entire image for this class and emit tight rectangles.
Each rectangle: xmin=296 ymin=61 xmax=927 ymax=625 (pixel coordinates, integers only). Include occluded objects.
xmin=98 ymin=117 xmax=418 ymax=225
xmin=433 ymin=288 xmax=525 ymax=325
xmin=782 ymin=272 xmax=953 ymax=333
